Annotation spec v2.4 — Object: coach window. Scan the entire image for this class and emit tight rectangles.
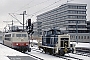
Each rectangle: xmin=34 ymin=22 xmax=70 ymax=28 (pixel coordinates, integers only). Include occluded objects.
xmin=22 ymin=34 xmax=27 ymax=37
xmin=16 ymin=34 xmax=21 ymax=37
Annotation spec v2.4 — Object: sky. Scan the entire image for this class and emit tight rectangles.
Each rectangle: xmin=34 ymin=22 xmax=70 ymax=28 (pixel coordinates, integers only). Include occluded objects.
xmin=0 ymin=0 xmax=90 ymax=31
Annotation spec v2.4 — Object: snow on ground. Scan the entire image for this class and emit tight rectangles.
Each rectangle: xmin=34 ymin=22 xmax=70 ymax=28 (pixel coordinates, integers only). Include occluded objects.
xmin=29 ymin=45 xmax=90 ymax=60
xmin=75 ymin=43 xmax=90 ymax=48
xmin=0 ymin=44 xmax=28 ymax=56
xmin=65 ymin=53 xmax=90 ymax=60
xmin=0 ymin=56 xmax=10 ymax=60
xmin=0 ymin=44 xmax=30 ymax=60
xmin=0 ymin=40 xmax=90 ymax=60
xmin=28 ymin=50 xmax=65 ymax=60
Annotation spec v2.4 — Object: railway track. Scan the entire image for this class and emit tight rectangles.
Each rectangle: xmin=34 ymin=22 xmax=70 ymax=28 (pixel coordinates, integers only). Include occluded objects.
xmin=25 ymin=52 xmax=44 ymax=60
xmin=73 ymin=51 xmax=90 ymax=57
xmin=2 ymin=43 xmax=90 ymax=60
xmin=26 ymin=47 xmax=85 ymax=60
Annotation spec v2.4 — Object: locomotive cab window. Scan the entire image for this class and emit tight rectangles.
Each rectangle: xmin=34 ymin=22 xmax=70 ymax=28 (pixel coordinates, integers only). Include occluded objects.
xmin=16 ymin=34 xmax=27 ymax=37
xmin=22 ymin=34 xmax=27 ymax=37
xmin=64 ymin=41 xmax=68 ymax=47
xmin=61 ymin=38 xmax=69 ymax=40
xmin=16 ymin=34 xmax=21 ymax=37
xmin=5 ymin=34 xmax=11 ymax=37
xmin=60 ymin=38 xmax=69 ymax=47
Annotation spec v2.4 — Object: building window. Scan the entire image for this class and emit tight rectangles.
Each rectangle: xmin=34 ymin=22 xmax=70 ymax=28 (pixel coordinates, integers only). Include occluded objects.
xmin=87 ymin=36 xmax=89 ymax=39
xmin=81 ymin=36 xmax=83 ymax=39
xmin=68 ymin=15 xmax=86 ymax=19
xmin=68 ymin=10 xmax=86 ymax=14
xmin=84 ymin=36 xmax=86 ymax=39
xmin=68 ymin=5 xmax=86 ymax=9
xmin=78 ymin=36 xmax=80 ymax=39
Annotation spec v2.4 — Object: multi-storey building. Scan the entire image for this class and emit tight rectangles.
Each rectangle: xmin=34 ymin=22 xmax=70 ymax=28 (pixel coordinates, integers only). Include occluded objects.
xmin=32 ymin=22 xmax=38 ymax=36
xmin=37 ymin=3 xmax=90 ymax=42
xmin=87 ymin=21 xmax=90 ymax=33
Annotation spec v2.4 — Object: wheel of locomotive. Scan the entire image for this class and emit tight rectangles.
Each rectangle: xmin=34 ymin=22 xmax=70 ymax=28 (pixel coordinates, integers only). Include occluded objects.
xmin=3 ymin=40 xmax=4 ymax=45
xmin=43 ymin=48 xmax=46 ymax=53
xmin=19 ymin=48 xmax=22 ymax=52
xmin=48 ymin=49 xmax=52 ymax=55
xmin=28 ymin=48 xmax=31 ymax=52
xmin=67 ymin=48 xmax=74 ymax=53
xmin=59 ymin=49 xmax=65 ymax=56
xmin=52 ymin=49 xmax=56 ymax=56
xmin=71 ymin=48 xmax=74 ymax=53
xmin=23 ymin=49 xmax=27 ymax=53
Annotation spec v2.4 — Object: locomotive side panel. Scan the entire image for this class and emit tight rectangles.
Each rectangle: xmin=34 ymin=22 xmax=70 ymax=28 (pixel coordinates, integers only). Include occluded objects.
xmin=3 ymin=33 xmax=12 ymax=47
xmin=3 ymin=32 xmax=30 ymax=52
xmin=38 ymin=28 xmax=73 ymax=56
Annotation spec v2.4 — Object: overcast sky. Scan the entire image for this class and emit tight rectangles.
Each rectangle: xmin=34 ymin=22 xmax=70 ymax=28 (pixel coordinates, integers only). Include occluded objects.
xmin=0 ymin=0 xmax=90 ymax=31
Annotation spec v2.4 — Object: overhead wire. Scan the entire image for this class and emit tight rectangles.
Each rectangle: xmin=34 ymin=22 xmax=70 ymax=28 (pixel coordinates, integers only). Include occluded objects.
xmin=25 ymin=0 xmax=50 ymax=10
xmin=26 ymin=0 xmax=62 ymax=18
xmin=11 ymin=0 xmax=73 ymax=23
xmin=27 ymin=0 xmax=74 ymax=18
xmin=8 ymin=13 xmax=23 ymax=25
xmin=12 ymin=0 xmax=51 ymax=23
xmin=24 ymin=0 xmax=51 ymax=19
xmin=15 ymin=0 xmax=34 ymax=12
xmin=12 ymin=13 xmax=29 ymax=25
xmin=15 ymin=0 xmax=50 ymax=13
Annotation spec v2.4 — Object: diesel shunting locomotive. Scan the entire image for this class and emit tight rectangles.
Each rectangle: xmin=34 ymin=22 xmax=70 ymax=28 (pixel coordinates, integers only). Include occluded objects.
xmin=38 ymin=28 xmax=74 ymax=56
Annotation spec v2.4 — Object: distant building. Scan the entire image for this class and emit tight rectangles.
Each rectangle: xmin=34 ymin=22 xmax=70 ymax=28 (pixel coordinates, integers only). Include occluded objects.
xmin=0 ymin=31 xmax=3 ymax=41
xmin=87 ymin=21 xmax=90 ymax=33
xmin=32 ymin=22 xmax=38 ymax=36
xmin=36 ymin=3 xmax=90 ymax=42
xmin=32 ymin=22 xmax=42 ymax=40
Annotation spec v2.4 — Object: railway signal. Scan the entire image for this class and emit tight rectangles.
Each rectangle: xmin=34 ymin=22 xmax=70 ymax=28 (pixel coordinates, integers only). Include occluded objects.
xmin=31 ymin=24 xmax=33 ymax=31
xmin=28 ymin=19 xmax=31 ymax=27
xmin=27 ymin=19 xmax=34 ymax=34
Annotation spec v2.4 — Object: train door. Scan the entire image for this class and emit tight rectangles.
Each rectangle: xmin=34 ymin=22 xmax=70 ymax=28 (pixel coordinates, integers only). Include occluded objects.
xmin=50 ymin=37 xmax=54 ymax=47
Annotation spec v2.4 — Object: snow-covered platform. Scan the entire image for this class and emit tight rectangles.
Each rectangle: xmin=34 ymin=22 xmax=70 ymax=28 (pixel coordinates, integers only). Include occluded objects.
xmin=0 ymin=44 xmax=36 ymax=60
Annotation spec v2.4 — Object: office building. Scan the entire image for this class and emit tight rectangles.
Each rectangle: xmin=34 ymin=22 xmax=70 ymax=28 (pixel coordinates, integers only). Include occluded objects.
xmin=37 ymin=3 xmax=90 ymax=42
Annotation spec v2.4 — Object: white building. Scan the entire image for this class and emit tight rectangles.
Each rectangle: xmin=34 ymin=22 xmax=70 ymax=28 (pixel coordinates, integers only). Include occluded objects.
xmin=37 ymin=3 xmax=90 ymax=42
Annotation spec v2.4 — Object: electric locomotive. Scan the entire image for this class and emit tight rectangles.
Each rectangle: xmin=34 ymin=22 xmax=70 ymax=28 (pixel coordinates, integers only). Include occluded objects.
xmin=3 ymin=29 xmax=31 ymax=52
xmin=38 ymin=28 xmax=73 ymax=56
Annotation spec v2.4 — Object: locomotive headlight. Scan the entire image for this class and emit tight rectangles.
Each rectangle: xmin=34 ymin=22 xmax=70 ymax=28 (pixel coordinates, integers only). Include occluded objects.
xmin=16 ymin=43 xmax=18 ymax=45
xmin=26 ymin=43 xmax=29 ymax=45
